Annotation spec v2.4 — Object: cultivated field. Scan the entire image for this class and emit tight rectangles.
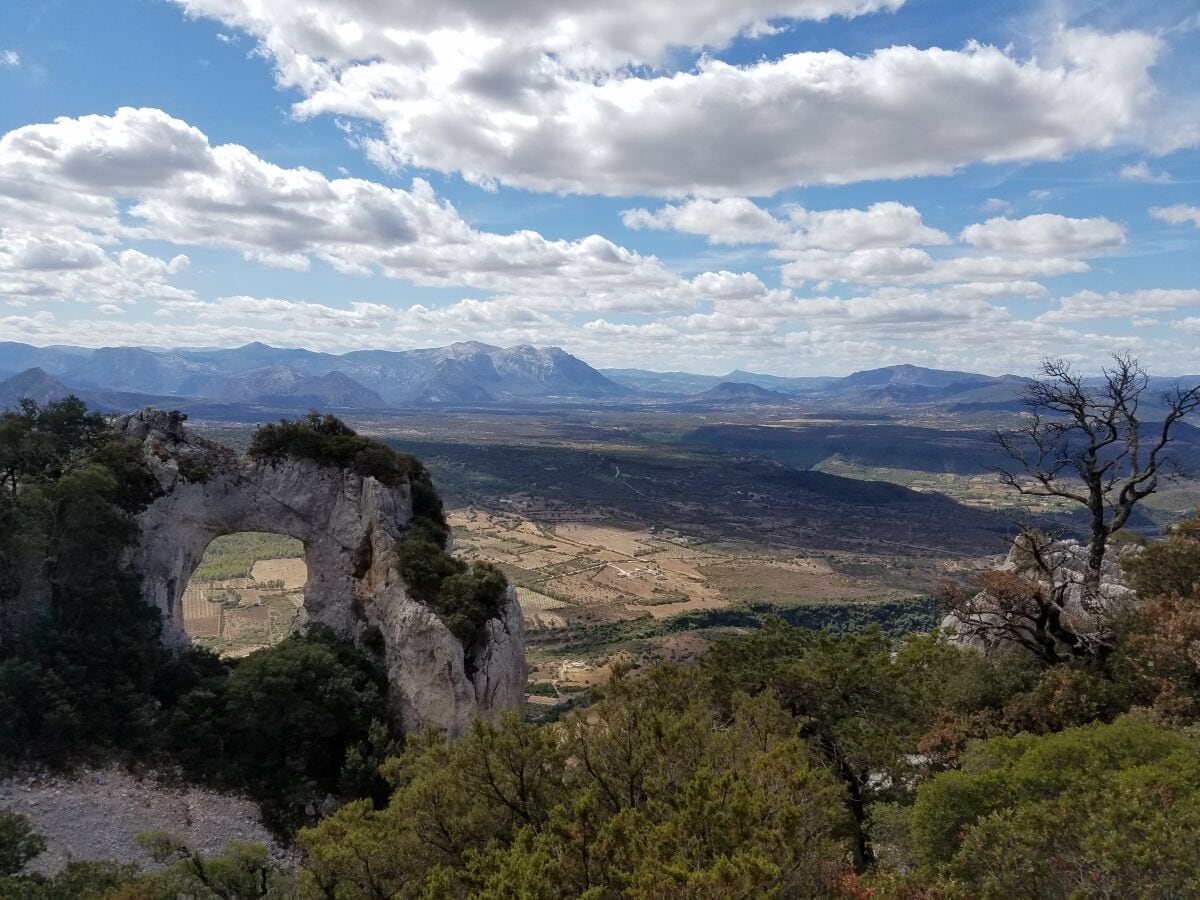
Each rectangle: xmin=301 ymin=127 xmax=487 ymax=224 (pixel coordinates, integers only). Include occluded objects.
xmin=181 ymin=532 xmax=307 ymax=657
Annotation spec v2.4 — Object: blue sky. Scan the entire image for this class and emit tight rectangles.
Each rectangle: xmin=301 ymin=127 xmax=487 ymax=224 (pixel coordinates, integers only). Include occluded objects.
xmin=0 ymin=0 xmax=1198 ymax=374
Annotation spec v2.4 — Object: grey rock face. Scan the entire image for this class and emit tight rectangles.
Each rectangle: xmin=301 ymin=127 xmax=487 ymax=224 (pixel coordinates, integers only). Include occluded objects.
xmin=117 ymin=408 xmax=526 ymax=736
xmin=942 ymin=538 xmax=1136 ymax=651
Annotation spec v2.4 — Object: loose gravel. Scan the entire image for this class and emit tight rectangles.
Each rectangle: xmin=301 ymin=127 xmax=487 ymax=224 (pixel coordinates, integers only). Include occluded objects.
xmin=0 ymin=766 xmax=291 ymax=875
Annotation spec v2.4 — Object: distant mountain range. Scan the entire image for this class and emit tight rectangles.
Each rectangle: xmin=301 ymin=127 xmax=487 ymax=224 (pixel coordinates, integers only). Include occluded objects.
xmin=1 ymin=341 xmax=1196 ymax=414
xmin=0 ymin=340 xmax=632 ymax=409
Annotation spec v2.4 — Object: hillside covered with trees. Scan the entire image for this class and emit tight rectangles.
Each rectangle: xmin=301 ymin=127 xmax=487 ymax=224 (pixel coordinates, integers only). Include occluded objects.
xmin=3 ymin=365 xmax=1200 ymax=897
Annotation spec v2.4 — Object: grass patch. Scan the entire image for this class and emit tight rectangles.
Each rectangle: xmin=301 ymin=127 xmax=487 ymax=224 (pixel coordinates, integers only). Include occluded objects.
xmin=192 ymin=532 xmax=304 ymax=582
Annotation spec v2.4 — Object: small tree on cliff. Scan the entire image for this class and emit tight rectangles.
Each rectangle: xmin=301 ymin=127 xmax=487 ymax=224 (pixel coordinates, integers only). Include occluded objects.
xmin=993 ymin=353 xmax=1200 ymax=603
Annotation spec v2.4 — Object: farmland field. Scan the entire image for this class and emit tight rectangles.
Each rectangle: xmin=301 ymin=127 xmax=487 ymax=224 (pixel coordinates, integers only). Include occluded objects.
xmin=187 ymin=403 xmax=1200 ymax=715
xmin=181 ymin=532 xmax=307 ymax=656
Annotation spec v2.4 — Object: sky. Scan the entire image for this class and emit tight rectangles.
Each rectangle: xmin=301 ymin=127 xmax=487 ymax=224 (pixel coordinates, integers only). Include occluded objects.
xmin=0 ymin=0 xmax=1198 ymax=375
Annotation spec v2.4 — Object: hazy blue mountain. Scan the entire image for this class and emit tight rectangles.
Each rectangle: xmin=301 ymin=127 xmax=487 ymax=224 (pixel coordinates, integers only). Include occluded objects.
xmin=603 ymin=364 xmax=1002 ymax=401
xmin=0 ymin=343 xmax=91 ymax=378
xmin=219 ymin=367 xmax=383 ymax=407
xmin=0 ymin=368 xmax=83 ymax=409
xmin=836 ymin=364 xmax=995 ymax=390
xmin=0 ymin=367 xmax=166 ymax=413
xmin=724 ymin=370 xmax=840 ymax=393
xmin=173 ymin=341 xmax=339 ymax=375
xmin=490 ymin=345 xmax=630 ymax=398
xmin=9 ymin=341 xmax=1189 ymax=413
xmin=2 ymin=341 xmax=629 ymax=407
xmin=600 ymin=368 xmax=724 ymax=395
xmin=250 ymin=370 xmax=385 ymax=408
xmin=691 ymin=381 xmax=795 ymax=404
xmin=68 ymin=347 xmax=224 ymax=395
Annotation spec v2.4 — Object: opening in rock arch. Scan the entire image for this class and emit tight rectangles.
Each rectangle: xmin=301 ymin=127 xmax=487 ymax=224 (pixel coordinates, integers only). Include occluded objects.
xmin=181 ymin=532 xmax=307 ymax=657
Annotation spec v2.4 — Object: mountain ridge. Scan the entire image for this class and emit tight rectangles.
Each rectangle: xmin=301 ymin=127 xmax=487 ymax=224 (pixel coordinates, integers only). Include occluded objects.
xmin=6 ymin=341 xmax=1197 ymax=413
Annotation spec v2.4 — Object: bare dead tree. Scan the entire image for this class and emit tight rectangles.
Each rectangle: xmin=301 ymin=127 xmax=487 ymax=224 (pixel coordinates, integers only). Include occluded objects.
xmin=938 ymin=529 xmax=1106 ymax=663
xmin=994 ymin=354 xmax=1200 ymax=602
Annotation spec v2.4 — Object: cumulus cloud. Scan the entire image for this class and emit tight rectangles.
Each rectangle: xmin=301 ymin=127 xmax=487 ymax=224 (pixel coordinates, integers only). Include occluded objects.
xmin=1039 ymin=288 xmax=1200 ymax=323
xmin=1 ymin=51 xmax=19 ymax=68
xmin=1 ymin=105 xmax=1196 ymax=376
xmin=0 ymin=225 xmax=193 ymax=307
xmin=622 ymin=198 xmax=789 ymax=245
xmin=169 ymin=1 xmax=1163 ymax=196
xmin=0 ymin=108 xmax=771 ymax=315
xmin=1151 ymin=205 xmax=1200 ymax=227
xmin=960 ymin=214 xmax=1126 ymax=257
xmin=622 ymin=197 xmax=1111 ymax=290
xmin=624 ymin=198 xmax=948 ymax=251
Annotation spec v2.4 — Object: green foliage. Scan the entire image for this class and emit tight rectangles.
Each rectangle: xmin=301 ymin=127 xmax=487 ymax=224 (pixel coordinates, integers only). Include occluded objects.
xmin=0 ymin=400 xmax=394 ymax=838
xmin=298 ymin=667 xmax=849 ymax=899
xmin=164 ymin=628 xmax=391 ymax=832
xmin=702 ymin=619 xmax=1019 ymax=868
xmin=191 ymin=531 xmax=305 ymax=582
xmin=393 ymin=524 xmax=508 ymax=654
xmin=139 ymin=831 xmax=296 ymax=898
xmin=0 ymin=407 xmax=184 ymax=761
xmin=908 ymin=716 xmax=1200 ymax=897
xmin=246 ymin=411 xmax=428 ymax=493
xmin=0 ymin=859 xmax=145 ymax=899
xmin=664 ymin=597 xmax=944 ymax=638
xmin=0 ymin=831 xmax=294 ymax=899
xmin=0 ymin=811 xmax=45 ymax=877
xmin=0 ymin=397 xmax=108 ymax=496
xmin=1123 ymin=510 xmax=1200 ymax=599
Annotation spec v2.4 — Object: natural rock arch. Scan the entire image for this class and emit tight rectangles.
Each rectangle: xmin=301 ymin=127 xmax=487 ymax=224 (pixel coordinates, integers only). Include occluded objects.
xmin=119 ymin=408 xmax=525 ymax=736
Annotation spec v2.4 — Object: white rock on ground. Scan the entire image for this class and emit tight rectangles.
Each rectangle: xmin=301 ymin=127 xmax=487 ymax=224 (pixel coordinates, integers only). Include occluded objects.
xmin=0 ymin=767 xmax=289 ymax=876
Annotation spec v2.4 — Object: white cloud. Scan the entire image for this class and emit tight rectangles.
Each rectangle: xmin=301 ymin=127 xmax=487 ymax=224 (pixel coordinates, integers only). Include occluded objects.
xmin=1151 ymin=205 xmax=1200 ymax=227
xmin=779 ymin=246 xmax=1088 ymax=287
xmin=0 ymin=108 xmax=770 ymax=315
xmin=1039 ymin=288 xmax=1200 ymax=323
xmin=622 ymin=198 xmax=788 ymax=245
xmin=780 ymin=202 xmax=950 ymax=251
xmin=169 ymin=2 xmax=1164 ymax=196
xmin=0 ymin=51 xmax=18 ymax=68
xmin=0 ymin=226 xmax=193 ymax=307
xmin=175 ymin=0 xmax=903 ymax=73
xmin=959 ymin=214 xmax=1126 ymax=257
xmin=622 ymin=198 xmax=948 ymax=251
xmin=625 ymin=197 xmax=1108 ymax=290
xmin=1119 ymin=161 xmax=1171 ymax=182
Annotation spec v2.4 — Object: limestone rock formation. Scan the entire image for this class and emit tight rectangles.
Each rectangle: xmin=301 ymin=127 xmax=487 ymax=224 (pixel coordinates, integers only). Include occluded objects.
xmin=943 ymin=537 xmax=1137 ymax=652
xmin=117 ymin=408 xmax=526 ymax=736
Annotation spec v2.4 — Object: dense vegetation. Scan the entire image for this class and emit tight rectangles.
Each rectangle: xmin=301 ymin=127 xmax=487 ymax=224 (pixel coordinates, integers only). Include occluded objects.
xmin=247 ymin=411 xmax=429 ymax=491
xmin=13 ymin=574 xmax=1200 ymax=896
xmin=0 ymin=401 xmax=394 ymax=831
xmin=6 ymin=392 xmax=1200 ymax=897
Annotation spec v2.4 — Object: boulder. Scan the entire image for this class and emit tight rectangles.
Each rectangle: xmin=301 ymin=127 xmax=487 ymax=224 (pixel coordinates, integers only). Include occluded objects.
xmin=942 ymin=536 xmax=1137 ymax=652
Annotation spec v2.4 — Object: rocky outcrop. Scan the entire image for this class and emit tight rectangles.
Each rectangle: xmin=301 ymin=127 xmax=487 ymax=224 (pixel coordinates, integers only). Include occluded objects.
xmin=118 ymin=408 xmax=525 ymax=736
xmin=943 ymin=537 xmax=1136 ymax=652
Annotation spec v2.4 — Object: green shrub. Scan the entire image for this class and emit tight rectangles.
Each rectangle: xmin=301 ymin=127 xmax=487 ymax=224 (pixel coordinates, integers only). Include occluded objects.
xmin=246 ymin=411 xmax=427 ymax=491
xmin=0 ymin=811 xmax=45 ymax=876
xmin=165 ymin=628 xmax=390 ymax=832
xmin=393 ymin=527 xmax=508 ymax=653
xmin=909 ymin=716 xmax=1200 ymax=896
